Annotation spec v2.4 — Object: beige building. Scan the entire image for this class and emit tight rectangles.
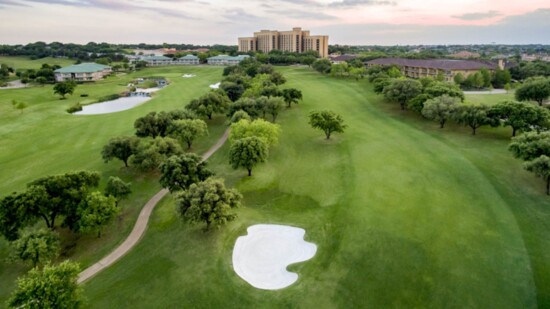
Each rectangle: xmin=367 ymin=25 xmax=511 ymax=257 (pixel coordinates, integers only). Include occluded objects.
xmin=366 ymin=58 xmax=501 ymax=83
xmin=238 ymin=27 xmax=329 ymax=58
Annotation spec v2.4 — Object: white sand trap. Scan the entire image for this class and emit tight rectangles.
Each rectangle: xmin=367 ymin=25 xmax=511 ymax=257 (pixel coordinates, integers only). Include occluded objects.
xmin=209 ymin=82 xmax=221 ymax=89
xmin=232 ymin=224 xmax=317 ymax=290
xmin=182 ymin=74 xmax=196 ymax=78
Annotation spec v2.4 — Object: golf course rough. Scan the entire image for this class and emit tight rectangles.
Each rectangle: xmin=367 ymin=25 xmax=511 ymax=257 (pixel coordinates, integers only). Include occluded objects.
xmin=232 ymin=224 xmax=317 ymax=290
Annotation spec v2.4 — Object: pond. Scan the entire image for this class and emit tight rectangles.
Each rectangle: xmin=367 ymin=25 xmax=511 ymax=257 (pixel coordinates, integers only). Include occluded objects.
xmin=74 ymin=96 xmax=151 ymax=115
xmin=74 ymin=88 xmax=161 ymax=115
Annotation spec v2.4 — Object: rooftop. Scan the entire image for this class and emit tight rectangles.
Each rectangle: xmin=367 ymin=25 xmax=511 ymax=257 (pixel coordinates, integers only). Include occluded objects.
xmin=54 ymin=63 xmax=111 ymax=73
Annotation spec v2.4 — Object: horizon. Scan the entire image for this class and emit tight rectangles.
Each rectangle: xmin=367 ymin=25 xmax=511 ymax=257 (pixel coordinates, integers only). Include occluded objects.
xmin=0 ymin=1 xmax=549 ymax=45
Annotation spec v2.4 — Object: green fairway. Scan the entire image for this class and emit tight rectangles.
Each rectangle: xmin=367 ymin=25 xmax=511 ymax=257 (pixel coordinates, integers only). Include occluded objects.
xmin=0 ymin=56 xmax=76 ymax=70
xmin=0 ymin=65 xmax=227 ymax=302
xmin=465 ymin=91 xmax=515 ymax=105
xmin=81 ymin=68 xmax=550 ymax=308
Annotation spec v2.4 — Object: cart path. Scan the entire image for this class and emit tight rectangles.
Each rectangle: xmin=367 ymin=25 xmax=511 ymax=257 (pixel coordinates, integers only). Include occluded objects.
xmin=78 ymin=128 xmax=230 ymax=284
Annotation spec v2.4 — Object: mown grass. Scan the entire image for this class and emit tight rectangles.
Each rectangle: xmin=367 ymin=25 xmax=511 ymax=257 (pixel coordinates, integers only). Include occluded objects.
xmin=82 ymin=68 xmax=549 ymax=308
xmin=0 ymin=56 xmax=76 ymax=70
xmin=0 ymin=64 xmax=226 ymax=303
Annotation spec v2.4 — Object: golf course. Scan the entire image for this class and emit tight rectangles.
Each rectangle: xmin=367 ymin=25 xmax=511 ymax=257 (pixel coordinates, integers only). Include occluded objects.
xmin=1 ymin=63 xmax=550 ymax=308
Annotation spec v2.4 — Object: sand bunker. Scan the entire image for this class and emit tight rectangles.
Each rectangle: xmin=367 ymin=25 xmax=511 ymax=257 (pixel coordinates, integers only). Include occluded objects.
xmin=232 ymin=224 xmax=317 ymax=290
xmin=209 ymin=82 xmax=220 ymax=89
xmin=182 ymin=74 xmax=196 ymax=78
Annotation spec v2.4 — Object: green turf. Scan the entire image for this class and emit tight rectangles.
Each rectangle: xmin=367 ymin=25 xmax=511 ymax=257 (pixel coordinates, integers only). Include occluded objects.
xmin=465 ymin=91 xmax=515 ymax=105
xmin=0 ymin=56 xmax=76 ymax=70
xmin=0 ymin=65 xmax=227 ymax=302
xmin=80 ymin=68 xmax=550 ymax=308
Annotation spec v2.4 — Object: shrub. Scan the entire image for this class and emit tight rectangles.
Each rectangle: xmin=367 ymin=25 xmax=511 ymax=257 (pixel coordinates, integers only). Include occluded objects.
xmin=66 ymin=103 xmax=83 ymax=114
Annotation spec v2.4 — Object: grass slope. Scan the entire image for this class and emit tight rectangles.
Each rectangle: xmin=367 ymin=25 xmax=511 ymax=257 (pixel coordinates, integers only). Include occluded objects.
xmin=0 ymin=65 xmax=226 ymax=303
xmin=83 ymin=68 xmax=549 ymax=308
xmin=0 ymin=56 xmax=76 ymax=70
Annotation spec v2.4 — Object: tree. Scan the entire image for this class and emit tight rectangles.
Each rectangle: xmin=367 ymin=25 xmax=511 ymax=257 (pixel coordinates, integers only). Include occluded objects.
xmin=479 ymin=68 xmax=492 ymax=88
xmin=421 ymin=95 xmax=461 ymax=128
xmin=29 ymin=171 xmax=101 ymax=230
xmin=78 ymin=192 xmax=119 ymax=237
xmin=159 ymin=154 xmax=213 ymax=193
xmin=312 ymin=58 xmax=332 ymax=74
xmin=134 ymin=110 xmax=195 ymax=138
xmin=229 ymin=136 xmax=268 ymax=176
xmin=407 ymin=93 xmax=431 ymax=114
xmin=373 ymin=77 xmax=392 ymax=94
xmin=101 ymin=136 xmax=139 ymax=167
xmin=453 ymin=73 xmax=465 ymax=85
xmin=383 ymin=79 xmax=423 ymax=110
xmin=281 ymin=88 xmax=303 ymax=108
xmin=230 ymin=119 xmax=281 ymax=146
xmin=10 ymin=229 xmax=59 ymax=267
xmin=175 ymin=178 xmax=242 ymax=230
xmin=308 ymin=110 xmax=347 ymax=139
xmin=230 ymin=110 xmax=251 ymax=123
xmin=490 ymin=101 xmax=550 ymax=136
xmin=220 ymin=81 xmax=245 ymax=102
xmin=264 ymin=97 xmax=284 ymax=122
xmin=7 ymin=261 xmax=82 ymax=309
xmin=131 ymin=137 xmax=183 ymax=171
xmin=269 ymin=71 xmax=286 ymax=85
xmin=492 ymin=68 xmax=511 ymax=88
xmin=509 ymin=132 xmax=550 ymax=161
xmin=423 ymin=82 xmax=465 ymax=101
xmin=0 ymin=191 xmax=40 ymax=241
xmin=14 ymin=101 xmax=28 ymax=114
xmin=53 ymin=81 xmax=76 ymax=99
xmin=331 ymin=62 xmax=350 ymax=77
xmin=227 ymin=97 xmax=261 ymax=119
xmin=104 ymin=176 xmax=132 ymax=204
xmin=515 ymin=77 xmax=550 ymax=106
xmin=524 ymin=155 xmax=550 ymax=195
xmin=453 ymin=104 xmax=498 ymax=135
xmin=186 ymin=91 xmax=230 ymax=120
xmin=168 ymin=119 xmax=208 ymax=149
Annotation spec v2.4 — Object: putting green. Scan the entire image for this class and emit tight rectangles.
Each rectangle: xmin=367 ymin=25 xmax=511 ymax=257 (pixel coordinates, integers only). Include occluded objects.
xmin=79 ymin=67 xmax=549 ymax=308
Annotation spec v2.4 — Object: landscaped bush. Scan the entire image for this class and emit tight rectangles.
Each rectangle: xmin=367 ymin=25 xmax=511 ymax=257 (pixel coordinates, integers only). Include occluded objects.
xmin=66 ymin=103 xmax=82 ymax=113
xmin=96 ymin=94 xmax=120 ymax=103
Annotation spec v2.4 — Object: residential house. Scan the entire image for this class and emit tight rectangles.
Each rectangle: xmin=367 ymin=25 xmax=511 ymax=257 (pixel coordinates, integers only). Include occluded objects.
xmin=365 ymin=58 xmax=501 ymax=82
xmin=207 ymin=55 xmax=250 ymax=65
xmin=54 ymin=63 xmax=112 ymax=82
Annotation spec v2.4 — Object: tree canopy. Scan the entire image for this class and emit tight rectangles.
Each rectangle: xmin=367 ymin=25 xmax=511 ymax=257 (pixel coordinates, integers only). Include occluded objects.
xmin=159 ymin=154 xmax=213 ymax=193
xmin=490 ymin=100 xmax=550 ymax=136
xmin=186 ymin=91 xmax=231 ymax=119
xmin=101 ymin=136 xmax=140 ymax=167
xmin=508 ymin=131 xmax=550 ymax=161
xmin=230 ymin=119 xmax=281 ymax=147
xmin=453 ymin=104 xmax=497 ymax=135
xmin=7 ymin=261 xmax=82 ymax=309
xmin=383 ymin=79 xmax=423 ymax=110
xmin=421 ymin=95 xmax=461 ymax=128
xmin=104 ymin=176 xmax=132 ymax=204
xmin=53 ymin=81 xmax=76 ymax=99
xmin=175 ymin=178 xmax=242 ymax=230
xmin=515 ymin=77 xmax=550 ymax=106
xmin=524 ymin=155 xmax=550 ymax=195
xmin=78 ymin=192 xmax=119 ymax=237
xmin=9 ymin=229 xmax=59 ymax=267
xmin=308 ymin=110 xmax=347 ymax=140
xmin=281 ymin=88 xmax=303 ymax=108
xmin=168 ymin=119 xmax=208 ymax=149
xmin=131 ymin=137 xmax=183 ymax=171
xmin=229 ymin=136 xmax=268 ymax=176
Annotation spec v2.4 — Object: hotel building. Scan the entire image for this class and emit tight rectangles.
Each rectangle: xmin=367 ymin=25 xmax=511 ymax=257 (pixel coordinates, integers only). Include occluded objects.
xmin=238 ymin=27 xmax=329 ymax=58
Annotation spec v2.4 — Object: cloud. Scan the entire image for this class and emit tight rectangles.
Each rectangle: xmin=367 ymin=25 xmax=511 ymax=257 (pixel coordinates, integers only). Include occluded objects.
xmin=222 ymin=8 xmax=261 ymax=22
xmin=328 ymin=0 xmax=396 ymax=8
xmin=452 ymin=10 xmax=502 ymax=20
xmin=266 ymin=8 xmax=336 ymax=20
xmin=0 ymin=0 xmax=28 ymax=6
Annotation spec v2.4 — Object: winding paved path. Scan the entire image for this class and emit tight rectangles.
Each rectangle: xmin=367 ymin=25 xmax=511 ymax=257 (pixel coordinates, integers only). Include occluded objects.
xmin=78 ymin=128 xmax=230 ymax=284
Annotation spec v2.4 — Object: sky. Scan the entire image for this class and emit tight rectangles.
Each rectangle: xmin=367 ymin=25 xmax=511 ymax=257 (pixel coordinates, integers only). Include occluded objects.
xmin=0 ymin=0 xmax=549 ymax=45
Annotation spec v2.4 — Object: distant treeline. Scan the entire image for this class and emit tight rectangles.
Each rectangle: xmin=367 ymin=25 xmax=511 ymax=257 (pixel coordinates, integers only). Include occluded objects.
xmin=0 ymin=42 xmax=238 ymax=62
